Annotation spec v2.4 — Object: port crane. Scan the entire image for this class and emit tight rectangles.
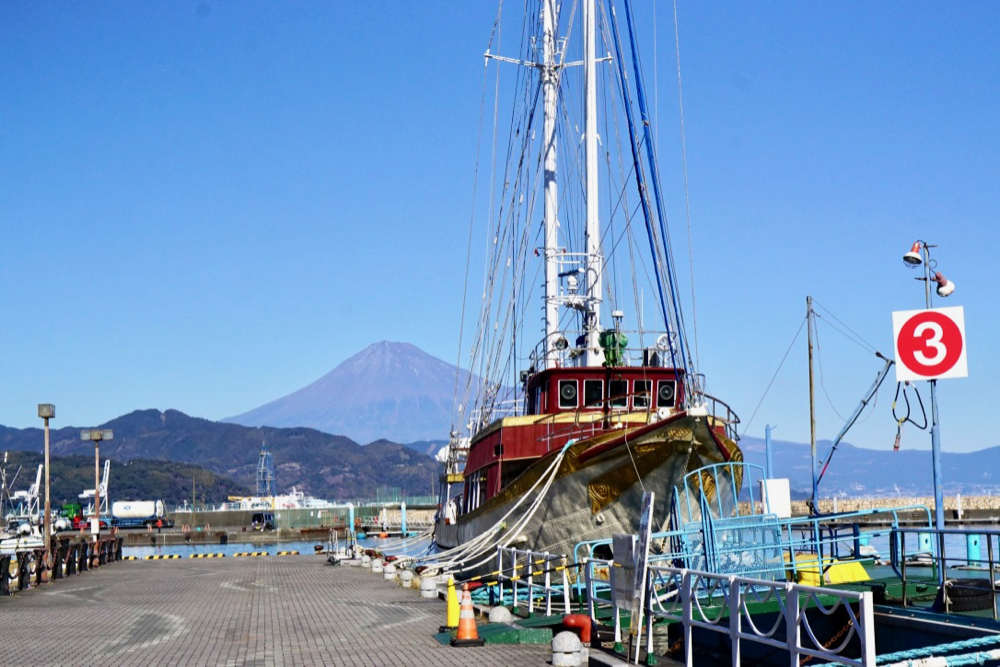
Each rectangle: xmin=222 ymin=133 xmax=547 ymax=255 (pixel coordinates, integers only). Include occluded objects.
xmin=80 ymin=460 xmax=110 ymax=517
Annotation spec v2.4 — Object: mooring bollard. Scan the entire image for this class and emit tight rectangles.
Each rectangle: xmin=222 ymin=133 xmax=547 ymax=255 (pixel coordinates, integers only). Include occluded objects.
xmin=78 ymin=542 xmax=90 ymax=572
xmin=399 ymin=570 xmax=414 ymax=588
xmin=419 ymin=576 xmax=438 ymax=599
xmin=17 ymin=553 xmax=32 ymax=591
xmin=552 ymin=631 xmax=584 ymax=667
xmin=0 ymin=554 xmax=11 ymax=596
xmin=371 ymin=558 xmax=383 ymax=574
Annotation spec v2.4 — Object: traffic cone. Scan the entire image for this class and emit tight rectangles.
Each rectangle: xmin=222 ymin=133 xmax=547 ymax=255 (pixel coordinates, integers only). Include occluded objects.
xmin=439 ymin=576 xmax=460 ymax=633
xmin=450 ymin=583 xmax=484 ymax=647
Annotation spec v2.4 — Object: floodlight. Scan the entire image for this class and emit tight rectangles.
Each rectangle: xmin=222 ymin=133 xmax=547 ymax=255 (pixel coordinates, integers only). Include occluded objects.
xmin=903 ymin=241 xmax=923 ymax=267
xmin=934 ymin=272 xmax=955 ymax=297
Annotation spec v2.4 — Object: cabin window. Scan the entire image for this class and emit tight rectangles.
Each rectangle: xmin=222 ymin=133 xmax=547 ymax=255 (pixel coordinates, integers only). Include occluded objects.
xmin=584 ymin=379 xmax=603 ymax=408
xmin=634 ymin=380 xmax=651 ymax=408
xmin=657 ymin=380 xmax=677 ymax=408
xmin=609 ymin=379 xmax=628 ymax=408
xmin=494 ymin=443 xmax=503 ymax=458
xmin=531 ymin=385 xmax=543 ymax=415
xmin=558 ymin=379 xmax=578 ymax=409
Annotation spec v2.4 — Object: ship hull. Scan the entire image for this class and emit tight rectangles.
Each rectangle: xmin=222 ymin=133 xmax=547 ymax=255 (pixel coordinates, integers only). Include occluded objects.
xmin=433 ymin=413 xmax=739 ymax=572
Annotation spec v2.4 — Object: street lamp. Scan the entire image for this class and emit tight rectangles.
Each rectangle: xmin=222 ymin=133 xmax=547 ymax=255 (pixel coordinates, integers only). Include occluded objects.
xmin=80 ymin=429 xmax=113 ymax=541
xmin=902 ymin=240 xmax=954 ymax=531
xmin=38 ymin=404 xmax=54 ymax=577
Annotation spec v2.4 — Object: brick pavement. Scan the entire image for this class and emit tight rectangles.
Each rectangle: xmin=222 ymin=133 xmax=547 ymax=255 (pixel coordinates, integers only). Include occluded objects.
xmin=0 ymin=556 xmax=554 ymax=666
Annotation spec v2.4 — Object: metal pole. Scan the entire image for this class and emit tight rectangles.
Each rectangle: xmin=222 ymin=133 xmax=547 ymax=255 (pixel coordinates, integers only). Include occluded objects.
xmin=921 ymin=244 xmax=946 ymax=532
xmin=764 ymin=424 xmax=775 ymax=479
xmin=807 ymin=296 xmax=818 ymax=512
xmin=94 ymin=440 xmax=100 ymax=539
xmin=43 ymin=416 xmax=51 ymax=567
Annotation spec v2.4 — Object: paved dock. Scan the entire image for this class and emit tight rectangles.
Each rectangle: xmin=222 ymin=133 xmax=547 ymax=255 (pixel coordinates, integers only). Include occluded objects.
xmin=0 ymin=556 xmax=553 ymax=666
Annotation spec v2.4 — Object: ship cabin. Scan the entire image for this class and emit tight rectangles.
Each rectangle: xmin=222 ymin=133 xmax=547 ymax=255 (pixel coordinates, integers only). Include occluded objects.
xmin=461 ymin=364 xmax=685 ymax=514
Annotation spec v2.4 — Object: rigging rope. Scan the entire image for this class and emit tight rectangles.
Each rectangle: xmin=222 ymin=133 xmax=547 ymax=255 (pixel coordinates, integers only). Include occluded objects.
xmin=672 ymin=0 xmax=701 ymax=374
xmin=740 ymin=315 xmax=808 ymax=438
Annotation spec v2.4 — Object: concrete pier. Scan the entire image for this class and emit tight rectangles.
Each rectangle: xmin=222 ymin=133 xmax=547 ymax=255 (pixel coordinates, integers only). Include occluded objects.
xmin=0 ymin=554 xmax=552 ymax=666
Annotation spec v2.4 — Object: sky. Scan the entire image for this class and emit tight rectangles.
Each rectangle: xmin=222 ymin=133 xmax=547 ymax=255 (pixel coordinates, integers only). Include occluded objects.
xmin=1 ymin=2 xmax=997 ymax=458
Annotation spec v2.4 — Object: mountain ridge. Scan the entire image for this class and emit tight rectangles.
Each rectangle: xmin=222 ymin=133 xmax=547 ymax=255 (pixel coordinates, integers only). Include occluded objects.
xmin=224 ymin=341 xmax=473 ymax=444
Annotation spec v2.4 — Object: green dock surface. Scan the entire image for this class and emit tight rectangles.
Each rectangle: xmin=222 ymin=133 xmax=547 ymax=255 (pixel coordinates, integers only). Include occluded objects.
xmin=0 ymin=556 xmax=554 ymax=666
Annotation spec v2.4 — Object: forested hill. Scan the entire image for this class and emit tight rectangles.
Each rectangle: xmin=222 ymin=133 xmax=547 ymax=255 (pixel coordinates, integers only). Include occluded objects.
xmin=0 ymin=408 xmax=439 ymax=500
xmin=1 ymin=451 xmax=251 ymax=507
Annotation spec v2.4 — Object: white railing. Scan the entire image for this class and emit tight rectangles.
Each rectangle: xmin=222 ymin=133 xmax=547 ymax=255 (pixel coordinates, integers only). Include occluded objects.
xmin=496 ymin=547 xmax=572 ymax=617
xmin=645 ymin=565 xmax=876 ymax=666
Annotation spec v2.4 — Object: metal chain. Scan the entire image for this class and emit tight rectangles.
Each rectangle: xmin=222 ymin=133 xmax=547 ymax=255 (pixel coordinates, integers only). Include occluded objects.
xmin=799 ymin=619 xmax=853 ymax=665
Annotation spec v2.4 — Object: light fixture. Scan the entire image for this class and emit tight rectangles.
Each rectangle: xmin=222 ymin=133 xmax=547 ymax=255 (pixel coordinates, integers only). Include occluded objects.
xmin=37 ymin=404 xmax=55 ymax=419
xmin=934 ymin=272 xmax=955 ymax=297
xmin=903 ymin=241 xmax=923 ymax=267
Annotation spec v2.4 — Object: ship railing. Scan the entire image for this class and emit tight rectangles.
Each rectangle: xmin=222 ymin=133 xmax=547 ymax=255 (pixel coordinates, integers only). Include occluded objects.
xmin=779 ymin=505 xmax=932 ymax=583
xmin=644 ymin=565 xmax=876 ymax=666
xmin=574 ymin=504 xmax=932 ymax=612
xmin=495 ymin=546 xmax=571 ymax=617
xmin=529 ymin=328 xmax=682 ymax=371
xmin=889 ymin=526 xmax=1000 ymax=619
xmin=697 ymin=392 xmax=741 ymax=443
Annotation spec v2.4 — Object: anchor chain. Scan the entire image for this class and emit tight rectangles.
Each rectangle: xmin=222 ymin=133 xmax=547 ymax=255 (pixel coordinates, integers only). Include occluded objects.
xmin=799 ymin=619 xmax=853 ymax=665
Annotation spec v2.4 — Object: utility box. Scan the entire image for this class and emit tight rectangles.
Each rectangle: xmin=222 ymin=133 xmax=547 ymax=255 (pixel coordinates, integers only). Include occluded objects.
xmin=759 ymin=479 xmax=791 ymax=519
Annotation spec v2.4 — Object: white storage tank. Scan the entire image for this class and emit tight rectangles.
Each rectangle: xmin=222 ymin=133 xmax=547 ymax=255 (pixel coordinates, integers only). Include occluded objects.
xmin=112 ymin=500 xmax=165 ymax=519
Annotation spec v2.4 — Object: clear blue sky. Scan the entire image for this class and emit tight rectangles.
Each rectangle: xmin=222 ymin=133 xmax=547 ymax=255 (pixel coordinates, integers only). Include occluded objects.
xmin=1 ymin=2 xmax=997 ymax=456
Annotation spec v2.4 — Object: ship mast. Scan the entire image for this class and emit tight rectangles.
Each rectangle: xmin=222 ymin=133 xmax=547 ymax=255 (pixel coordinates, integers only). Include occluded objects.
xmin=542 ymin=0 xmax=560 ymax=367
xmin=582 ymin=0 xmax=604 ymax=367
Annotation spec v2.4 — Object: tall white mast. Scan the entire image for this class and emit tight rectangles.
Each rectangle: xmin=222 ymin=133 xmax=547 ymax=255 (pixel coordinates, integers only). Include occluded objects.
xmin=541 ymin=0 xmax=560 ymax=368
xmin=583 ymin=0 xmax=603 ymax=366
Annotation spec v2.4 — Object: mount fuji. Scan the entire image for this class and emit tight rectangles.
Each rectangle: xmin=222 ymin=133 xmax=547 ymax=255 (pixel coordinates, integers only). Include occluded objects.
xmin=225 ymin=341 xmax=474 ymax=445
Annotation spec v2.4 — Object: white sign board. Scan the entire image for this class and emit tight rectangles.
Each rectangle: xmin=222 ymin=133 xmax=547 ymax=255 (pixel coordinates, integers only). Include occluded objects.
xmin=611 ymin=533 xmax=636 ymax=608
xmin=90 ymin=518 xmax=100 ymax=535
xmin=892 ymin=306 xmax=968 ymax=382
xmin=631 ymin=492 xmax=655 ymax=663
xmin=760 ymin=478 xmax=791 ymax=519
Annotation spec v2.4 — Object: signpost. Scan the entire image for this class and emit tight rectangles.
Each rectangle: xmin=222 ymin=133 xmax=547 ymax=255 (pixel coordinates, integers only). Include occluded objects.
xmin=893 ymin=306 xmax=968 ymax=382
xmin=892 ymin=305 xmax=967 ymax=538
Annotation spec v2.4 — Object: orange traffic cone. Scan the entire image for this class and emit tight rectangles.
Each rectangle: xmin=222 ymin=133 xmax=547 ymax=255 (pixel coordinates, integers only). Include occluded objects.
xmin=450 ymin=584 xmax=485 ymax=647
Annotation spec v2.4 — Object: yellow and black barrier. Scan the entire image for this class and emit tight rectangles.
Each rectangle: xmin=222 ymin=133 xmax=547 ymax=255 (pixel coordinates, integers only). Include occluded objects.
xmin=145 ymin=555 xmax=181 ymax=560
xmin=189 ymin=553 xmax=226 ymax=558
xmin=122 ymin=556 xmax=139 ymax=561
xmin=233 ymin=552 xmax=269 ymax=557
xmin=276 ymin=551 xmax=300 ymax=556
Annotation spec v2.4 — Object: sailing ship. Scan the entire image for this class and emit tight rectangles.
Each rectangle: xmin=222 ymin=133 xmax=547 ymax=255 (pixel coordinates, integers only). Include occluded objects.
xmin=433 ymin=0 xmax=742 ymax=564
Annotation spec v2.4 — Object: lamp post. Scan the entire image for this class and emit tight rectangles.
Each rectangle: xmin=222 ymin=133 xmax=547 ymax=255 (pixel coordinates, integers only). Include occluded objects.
xmin=80 ymin=429 xmax=113 ymax=540
xmin=38 ymin=404 xmax=55 ymax=574
xmin=902 ymin=241 xmax=955 ymax=531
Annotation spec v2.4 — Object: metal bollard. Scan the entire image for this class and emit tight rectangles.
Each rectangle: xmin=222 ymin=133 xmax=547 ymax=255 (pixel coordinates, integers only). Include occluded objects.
xmin=17 ymin=553 xmax=32 ymax=591
xmin=78 ymin=542 xmax=90 ymax=572
xmin=1 ymin=554 xmax=11 ymax=596
xmin=53 ymin=544 xmax=66 ymax=579
xmin=32 ymin=550 xmax=46 ymax=586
